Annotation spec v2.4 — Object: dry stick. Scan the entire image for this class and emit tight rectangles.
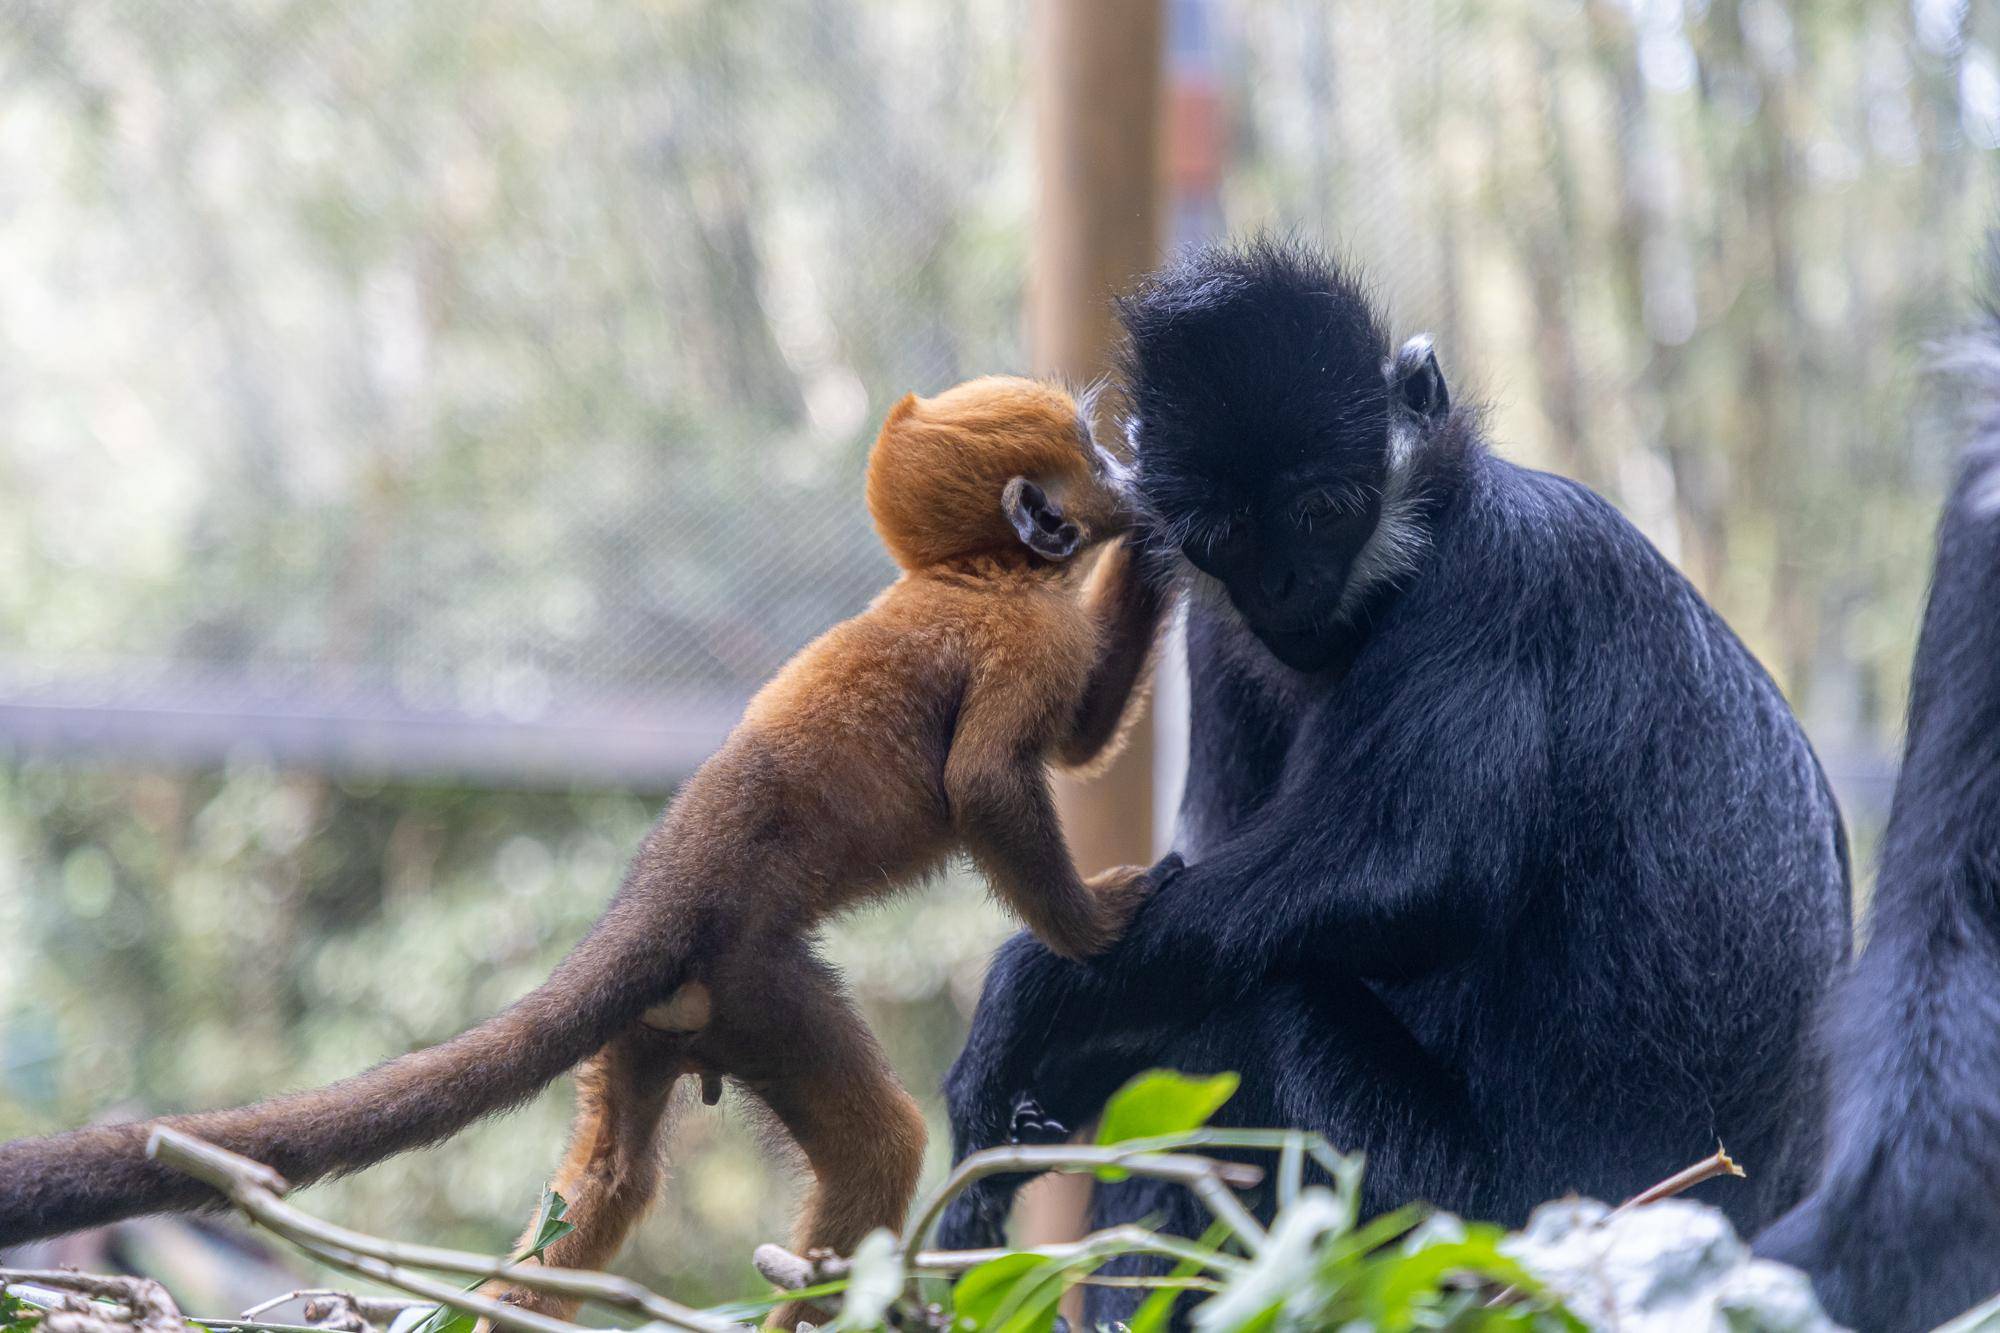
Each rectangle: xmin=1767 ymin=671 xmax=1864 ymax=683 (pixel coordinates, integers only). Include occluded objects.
xmin=0 ymin=1270 xmax=179 ymax=1312
xmin=1073 ymin=1275 xmax=1223 ymax=1292
xmin=755 ymin=1223 xmax=1245 ymax=1289
xmin=0 ymin=1280 xmax=347 ymax=1333
xmin=190 ymin=1312 xmax=360 ymax=1320
xmin=268 ymin=1235 xmax=588 ymax=1333
xmin=145 ymin=1128 xmax=736 ymax=1333
xmin=902 ymin=1142 xmax=1266 ymax=1264
xmin=1610 ymin=1145 xmax=1743 ymax=1215
xmin=0 ymin=1268 xmax=188 ymax=1333
xmin=238 ymin=1289 xmax=426 ymax=1324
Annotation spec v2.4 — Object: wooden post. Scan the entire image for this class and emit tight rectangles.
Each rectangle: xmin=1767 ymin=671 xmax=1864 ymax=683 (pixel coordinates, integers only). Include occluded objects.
xmin=1016 ymin=0 xmax=1166 ymax=1299
xmin=1030 ymin=0 xmax=1166 ymax=874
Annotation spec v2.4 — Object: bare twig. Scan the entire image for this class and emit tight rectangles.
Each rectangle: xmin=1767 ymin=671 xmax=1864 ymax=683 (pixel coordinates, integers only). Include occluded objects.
xmin=0 ymin=1269 xmax=187 ymax=1333
xmin=1073 ymin=1275 xmax=1222 ymax=1292
xmin=1611 ymin=1145 xmax=1743 ymax=1214
xmin=303 ymin=1296 xmax=424 ymax=1326
xmin=145 ymin=1128 xmax=737 ymax=1333
xmin=238 ymin=1289 xmax=423 ymax=1326
xmin=758 ymin=1223 xmax=1243 ymax=1290
xmin=902 ymin=1143 xmax=1265 ymax=1262
xmin=1189 ymin=1174 xmax=1268 ymax=1249
xmin=195 ymin=1312 xmax=368 ymax=1320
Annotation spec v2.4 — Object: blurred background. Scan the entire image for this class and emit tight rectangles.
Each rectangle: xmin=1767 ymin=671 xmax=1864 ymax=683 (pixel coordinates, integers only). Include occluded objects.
xmin=3 ymin=0 xmax=1998 ymax=1313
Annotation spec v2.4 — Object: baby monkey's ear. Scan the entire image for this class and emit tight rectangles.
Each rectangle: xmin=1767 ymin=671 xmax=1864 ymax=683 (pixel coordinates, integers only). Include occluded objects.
xmin=1003 ymin=477 xmax=1083 ymax=561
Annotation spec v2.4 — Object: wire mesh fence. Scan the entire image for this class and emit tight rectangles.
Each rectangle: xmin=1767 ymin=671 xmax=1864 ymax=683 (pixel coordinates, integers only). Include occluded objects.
xmin=9 ymin=0 xmax=1988 ymax=797
xmin=1 ymin=0 xmax=1034 ymax=780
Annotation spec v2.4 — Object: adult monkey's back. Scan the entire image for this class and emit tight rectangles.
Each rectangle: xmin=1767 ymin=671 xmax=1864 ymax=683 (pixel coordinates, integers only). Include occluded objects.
xmin=939 ymin=238 xmax=1852 ymax=1328
xmin=1754 ymin=282 xmax=2000 ymax=1332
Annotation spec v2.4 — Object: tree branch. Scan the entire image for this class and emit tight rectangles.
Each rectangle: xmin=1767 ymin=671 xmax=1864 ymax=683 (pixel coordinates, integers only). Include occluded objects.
xmin=144 ymin=1128 xmax=736 ymax=1333
xmin=1612 ymin=1145 xmax=1744 ymax=1214
xmin=901 ymin=1142 xmax=1264 ymax=1262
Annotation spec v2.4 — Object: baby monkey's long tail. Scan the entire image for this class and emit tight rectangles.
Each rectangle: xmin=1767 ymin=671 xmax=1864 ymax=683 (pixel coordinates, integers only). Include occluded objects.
xmin=0 ymin=893 xmax=696 ymax=1243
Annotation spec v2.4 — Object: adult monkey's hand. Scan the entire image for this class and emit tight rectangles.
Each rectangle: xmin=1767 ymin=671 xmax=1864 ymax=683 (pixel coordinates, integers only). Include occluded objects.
xmin=935 ymin=851 xmax=1189 ymax=1250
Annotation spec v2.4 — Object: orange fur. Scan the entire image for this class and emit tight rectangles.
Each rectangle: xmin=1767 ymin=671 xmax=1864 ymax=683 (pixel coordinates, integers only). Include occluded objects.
xmin=488 ymin=376 xmax=1168 ymax=1326
xmin=0 ymin=377 xmax=1166 ymax=1333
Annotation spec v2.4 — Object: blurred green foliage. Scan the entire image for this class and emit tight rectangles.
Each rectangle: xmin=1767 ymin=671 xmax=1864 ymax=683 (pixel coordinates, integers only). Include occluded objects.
xmin=0 ymin=755 xmax=1014 ymax=1304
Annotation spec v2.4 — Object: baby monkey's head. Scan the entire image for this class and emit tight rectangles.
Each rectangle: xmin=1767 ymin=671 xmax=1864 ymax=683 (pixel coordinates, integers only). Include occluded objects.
xmin=866 ymin=375 xmax=1137 ymax=571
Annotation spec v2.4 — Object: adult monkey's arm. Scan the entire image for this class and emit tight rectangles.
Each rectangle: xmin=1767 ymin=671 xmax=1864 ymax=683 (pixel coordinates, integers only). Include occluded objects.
xmin=937 ymin=661 xmax=1544 ymax=1246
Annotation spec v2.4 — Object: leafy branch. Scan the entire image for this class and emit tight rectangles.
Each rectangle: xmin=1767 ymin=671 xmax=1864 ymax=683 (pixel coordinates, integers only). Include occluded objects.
xmin=0 ymin=1070 xmax=1837 ymax=1333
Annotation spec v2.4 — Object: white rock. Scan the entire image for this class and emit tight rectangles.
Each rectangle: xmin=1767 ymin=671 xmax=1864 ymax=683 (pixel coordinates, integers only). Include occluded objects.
xmin=1502 ymin=1198 xmax=1844 ymax=1333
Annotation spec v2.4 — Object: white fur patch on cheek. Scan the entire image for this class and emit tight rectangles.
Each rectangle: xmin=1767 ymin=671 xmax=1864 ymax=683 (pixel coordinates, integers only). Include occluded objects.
xmin=1094 ymin=442 xmax=1137 ymax=493
xmin=1387 ymin=419 xmax=1417 ymax=473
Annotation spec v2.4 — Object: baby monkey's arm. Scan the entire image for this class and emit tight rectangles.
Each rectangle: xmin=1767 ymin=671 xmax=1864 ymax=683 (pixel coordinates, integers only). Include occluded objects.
xmin=945 ymin=683 xmax=1149 ymax=961
xmin=1056 ymin=538 xmax=1171 ymax=770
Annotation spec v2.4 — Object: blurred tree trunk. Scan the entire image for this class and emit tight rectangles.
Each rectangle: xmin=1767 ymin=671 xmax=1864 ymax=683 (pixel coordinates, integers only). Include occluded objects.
xmin=1019 ymin=0 xmax=1166 ymax=1308
xmin=1031 ymin=0 xmax=1165 ymax=876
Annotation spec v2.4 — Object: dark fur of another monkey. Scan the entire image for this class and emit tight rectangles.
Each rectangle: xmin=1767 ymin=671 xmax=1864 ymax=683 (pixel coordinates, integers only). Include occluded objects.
xmin=1754 ymin=263 xmax=2000 ymax=1333
xmin=0 ymin=376 xmax=1170 ymax=1328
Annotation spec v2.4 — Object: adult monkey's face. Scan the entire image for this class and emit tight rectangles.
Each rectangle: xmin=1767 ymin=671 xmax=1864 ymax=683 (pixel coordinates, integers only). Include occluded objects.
xmin=1118 ymin=239 xmax=1449 ymax=673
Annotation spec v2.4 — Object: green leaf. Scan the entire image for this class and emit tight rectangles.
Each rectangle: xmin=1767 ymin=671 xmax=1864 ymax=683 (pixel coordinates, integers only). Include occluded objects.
xmin=949 ymin=1252 xmax=1070 ymax=1332
xmin=702 ymin=1278 xmax=851 ymax=1323
xmin=1362 ymin=1225 xmax=1539 ymax=1332
xmin=1129 ymin=1219 xmax=1236 ymax=1333
xmin=952 ymin=1253 xmax=1051 ymax=1330
xmin=520 ymin=1188 xmax=575 ymax=1261
xmin=1 ymin=1289 xmax=41 ymax=1333
xmin=404 ymin=1306 xmax=475 ymax=1333
xmin=1095 ymin=1070 xmax=1241 ymax=1179
xmin=408 ymin=1185 xmax=574 ymax=1333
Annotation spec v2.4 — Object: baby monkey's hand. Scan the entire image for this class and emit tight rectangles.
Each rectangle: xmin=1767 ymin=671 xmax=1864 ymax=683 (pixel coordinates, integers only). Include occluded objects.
xmin=1083 ymin=860 xmax=1166 ymax=951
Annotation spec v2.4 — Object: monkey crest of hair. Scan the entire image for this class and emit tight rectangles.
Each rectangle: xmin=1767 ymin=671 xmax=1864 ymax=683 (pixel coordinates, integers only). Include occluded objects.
xmin=1117 ymin=237 xmax=1393 ymax=460
xmin=0 ymin=374 xmax=1169 ymax=1333
xmin=1755 ymin=255 xmax=2000 ymax=1333
xmin=866 ymin=376 xmax=1115 ymax=570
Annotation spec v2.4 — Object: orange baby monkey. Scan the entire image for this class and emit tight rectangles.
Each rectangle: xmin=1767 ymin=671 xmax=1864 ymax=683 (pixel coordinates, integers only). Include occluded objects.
xmin=0 ymin=377 xmax=1169 ymax=1326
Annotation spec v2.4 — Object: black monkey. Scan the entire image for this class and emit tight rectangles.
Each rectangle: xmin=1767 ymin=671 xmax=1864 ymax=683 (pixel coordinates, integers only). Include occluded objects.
xmin=940 ymin=239 xmax=1852 ymax=1328
xmin=1754 ymin=283 xmax=2000 ymax=1332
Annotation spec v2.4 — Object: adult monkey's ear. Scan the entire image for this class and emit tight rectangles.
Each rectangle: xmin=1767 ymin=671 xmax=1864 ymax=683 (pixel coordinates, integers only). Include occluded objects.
xmin=1003 ymin=477 xmax=1082 ymax=561
xmin=1388 ymin=334 xmax=1450 ymax=422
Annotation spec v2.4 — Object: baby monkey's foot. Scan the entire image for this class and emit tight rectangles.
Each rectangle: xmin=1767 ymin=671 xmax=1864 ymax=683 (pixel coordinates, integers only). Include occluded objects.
xmin=1008 ymin=1092 xmax=1070 ymax=1146
xmin=473 ymin=1284 xmax=578 ymax=1333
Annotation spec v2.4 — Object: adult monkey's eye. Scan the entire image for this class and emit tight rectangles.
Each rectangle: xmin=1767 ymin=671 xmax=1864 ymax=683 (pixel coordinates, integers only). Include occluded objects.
xmin=1182 ymin=517 xmax=1238 ymax=572
xmin=1295 ymin=492 xmax=1341 ymax=531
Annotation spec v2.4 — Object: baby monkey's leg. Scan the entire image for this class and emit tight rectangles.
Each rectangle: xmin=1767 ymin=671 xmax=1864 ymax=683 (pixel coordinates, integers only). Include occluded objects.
xmin=726 ymin=952 xmax=926 ymax=1330
xmin=490 ymin=1025 xmax=692 ymax=1319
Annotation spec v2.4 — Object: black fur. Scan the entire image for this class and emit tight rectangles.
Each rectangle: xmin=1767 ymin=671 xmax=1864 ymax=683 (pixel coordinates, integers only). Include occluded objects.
xmin=941 ymin=239 xmax=1852 ymax=1327
xmin=1755 ymin=283 xmax=2000 ymax=1331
